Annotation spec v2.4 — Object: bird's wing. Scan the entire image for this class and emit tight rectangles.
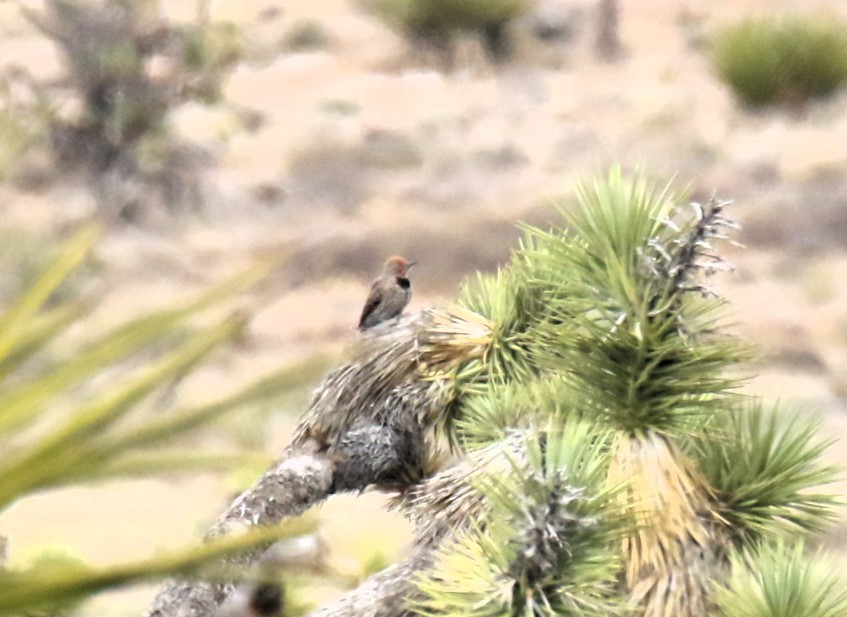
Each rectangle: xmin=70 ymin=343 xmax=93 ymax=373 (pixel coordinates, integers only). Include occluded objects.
xmin=358 ymin=282 xmax=382 ymax=329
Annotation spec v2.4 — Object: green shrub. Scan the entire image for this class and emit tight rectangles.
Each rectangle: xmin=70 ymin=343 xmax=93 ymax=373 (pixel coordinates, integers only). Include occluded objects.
xmin=366 ymin=0 xmax=530 ymax=63
xmin=0 ymin=72 xmax=51 ymax=184
xmin=282 ymin=19 xmax=332 ymax=52
xmin=180 ymin=20 xmax=245 ymax=104
xmin=712 ymin=14 xmax=847 ymax=109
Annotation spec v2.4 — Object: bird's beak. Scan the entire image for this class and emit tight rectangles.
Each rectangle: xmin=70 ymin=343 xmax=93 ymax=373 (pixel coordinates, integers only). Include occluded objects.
xmin=407 ymin=261 xmax=417 ymax=271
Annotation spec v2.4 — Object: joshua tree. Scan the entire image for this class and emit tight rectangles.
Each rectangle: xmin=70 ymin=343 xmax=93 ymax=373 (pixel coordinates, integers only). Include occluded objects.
xmin=148 ymin=168 xmax=845 ymax=617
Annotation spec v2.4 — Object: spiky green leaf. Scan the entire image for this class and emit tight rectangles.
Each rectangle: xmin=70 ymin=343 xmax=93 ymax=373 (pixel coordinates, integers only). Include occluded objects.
xmin=414 ymin=422 xmax=624 ymax=617
xmin=0 ymin=518 xmax=314 ymax=615
xmin=714 ymin=540 xmax=847 ymax=617
xmin=523 ymin=168 xmax=748 ymax=433
xmin=690 ymin=404 xmax=840 ymax=545
xmin=0 ymin=226 xmax=98 ymax=364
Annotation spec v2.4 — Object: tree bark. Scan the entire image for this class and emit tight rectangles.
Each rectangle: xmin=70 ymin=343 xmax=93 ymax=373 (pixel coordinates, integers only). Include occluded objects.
xmin=308 ymin=551 xmax=433 ymax=617
xmin=146 ymin=450 xmax=334 ymax=617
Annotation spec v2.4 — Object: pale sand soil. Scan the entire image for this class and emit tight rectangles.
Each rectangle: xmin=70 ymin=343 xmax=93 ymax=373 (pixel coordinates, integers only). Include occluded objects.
xmin=2 ymin=0 xmax=847 ymax=614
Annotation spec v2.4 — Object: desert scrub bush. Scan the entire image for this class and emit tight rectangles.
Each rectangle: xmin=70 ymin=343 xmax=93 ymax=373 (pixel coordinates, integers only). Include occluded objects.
xmin=282 ymin=19 xmax=332 ymax=52
xmin=712 ymin=14 xmax=847 ymax=109
xmin=364 ymin=0 xmax=530 ymax=65
xmin=21 ymin=0 xmax=244 ymax=221
xmin=0 ymin=228 xmax=326 ymax=614
xmin=180 ymin=19 xmax=245 ymax=105
xmin=0 ymin=69 xmax=52 ymax=184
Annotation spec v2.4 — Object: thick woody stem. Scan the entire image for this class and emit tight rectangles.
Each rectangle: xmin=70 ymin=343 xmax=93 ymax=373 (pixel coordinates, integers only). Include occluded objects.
xmin=147 ymin=421 xmax=429 ymax=617
xmin=308 ymin=550 xmax=434 ymax=617
xmin=146 ymin=448 xmax=334 ymax=617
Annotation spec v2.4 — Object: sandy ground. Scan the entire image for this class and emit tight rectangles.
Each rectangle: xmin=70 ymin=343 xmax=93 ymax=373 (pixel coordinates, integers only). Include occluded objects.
xmin=2 ymin=0 xmax=847 ymax=614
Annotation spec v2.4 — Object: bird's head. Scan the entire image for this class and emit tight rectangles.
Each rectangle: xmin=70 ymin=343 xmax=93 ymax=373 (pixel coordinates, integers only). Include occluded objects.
xmin=383 ymin=256 xmax=415 ymax=277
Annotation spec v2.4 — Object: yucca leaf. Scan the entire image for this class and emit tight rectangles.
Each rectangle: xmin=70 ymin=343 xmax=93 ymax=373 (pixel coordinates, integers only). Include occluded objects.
xmin=0 ymin=260 xmax=279 ymax=437
xmin=0 ymin=517 xmax=314 ymax=615
xmin=714 ymin=540 xmax=847 ymax=617
xmin=0 ymin=300 xmax=90 ymax=383
xmin=690 ymin=404 xmax=841 ymax=545
xmin=65 ymin=450 xmax=274 ymax=483
xmin=0 ymin=226 xmax=98 ymax=363
xmin=93 ymin=353 xmax=331 ymax=456
xmin=0 ymin=318 xmax=187 ymax=437
xmin=457 ymin=267 xmax=541 ymax=387
xmin=0 ymin=314 xmax=245 ymax=505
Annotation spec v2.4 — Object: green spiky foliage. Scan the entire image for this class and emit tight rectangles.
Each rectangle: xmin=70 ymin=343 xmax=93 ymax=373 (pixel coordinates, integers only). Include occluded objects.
xmin=0 ymin=228 xmax=328 ymax=614
xmin=714 ymin=541 xmax=847 ymax=617
xmin=414 ymin=422 xmax=623 ymax=617
xmin=459 ymin=267 xmax=543 ymax=386
xmin=457 ymin=377 xmax=574 ymax=447
xmin=689 ymin=403 xmax=840 ymax=547
xmin=524 ymin=172 xmax=746 ymax=434
xmin=453 ymin=168 xmax=747 ymax=440
xmin=413 ymin=168 xmax=841 ymax=617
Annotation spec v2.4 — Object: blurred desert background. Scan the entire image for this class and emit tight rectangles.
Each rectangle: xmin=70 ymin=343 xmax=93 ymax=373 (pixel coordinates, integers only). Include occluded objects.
xmin=1 ymin=0 xmax=847 ymax=614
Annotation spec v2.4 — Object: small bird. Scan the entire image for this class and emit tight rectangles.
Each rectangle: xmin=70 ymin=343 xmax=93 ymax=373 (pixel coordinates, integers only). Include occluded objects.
xmin=358 ymin=256 xmax=415 ymax=330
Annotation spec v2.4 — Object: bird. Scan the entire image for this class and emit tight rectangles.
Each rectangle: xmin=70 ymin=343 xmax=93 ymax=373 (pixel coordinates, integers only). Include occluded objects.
xmin=358 ymin=256 xmax=415 ymax=330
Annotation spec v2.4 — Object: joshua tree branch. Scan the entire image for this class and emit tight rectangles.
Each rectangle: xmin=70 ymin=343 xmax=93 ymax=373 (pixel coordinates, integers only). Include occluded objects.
xmin=306 ymin=433 xmax=540 ymax=617
xmin=146 ymin=448 xmax=335 ymax=617
xmin=308 ymin=551 xmax=434 ymax=617
xmin=146 ymin=309 xmax=492 ymax=617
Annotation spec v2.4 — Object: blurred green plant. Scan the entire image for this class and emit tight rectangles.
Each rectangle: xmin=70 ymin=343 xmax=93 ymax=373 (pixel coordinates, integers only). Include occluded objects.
xmin=363 ymin=0 xmax=530 ymax=64
xmin=0 ymin=520 xmax=314 ymax=617
xmin=181 ymin=20 xmax=245 ymax=105
xmin=0 ymin=71 xmax=52 ymax=183
xmin=0 ymin=227 xmax=328 ymax=614
xmin=714 ymin=541 xmax=847 ymax=617
xmin=711 ymin=14 xmax=847 ymax=109
xmin=21 ymin=0 xmax=245 ymax=219
xmin=282 ymin=19 xmax=332 ymax=53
